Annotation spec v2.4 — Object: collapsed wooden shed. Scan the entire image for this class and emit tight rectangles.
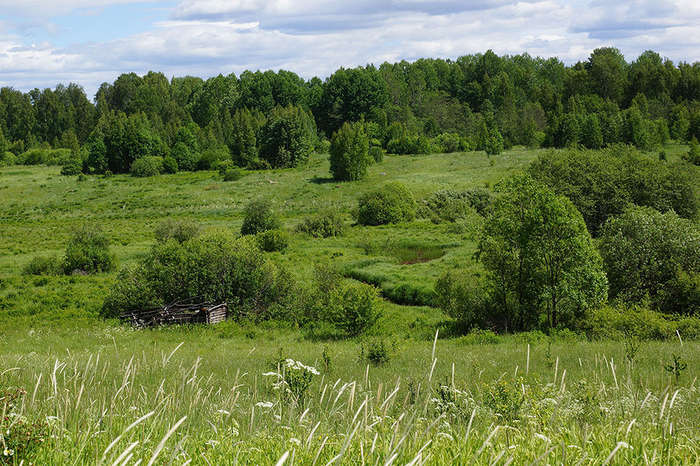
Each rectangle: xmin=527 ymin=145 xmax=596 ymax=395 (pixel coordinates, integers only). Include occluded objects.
xmin=120 ymin=299 xmax=228 ymax=327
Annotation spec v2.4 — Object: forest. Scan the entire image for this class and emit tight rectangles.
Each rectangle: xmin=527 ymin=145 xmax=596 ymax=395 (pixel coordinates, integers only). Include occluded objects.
xmin=2 ymin=47 xmax=700 ymax=175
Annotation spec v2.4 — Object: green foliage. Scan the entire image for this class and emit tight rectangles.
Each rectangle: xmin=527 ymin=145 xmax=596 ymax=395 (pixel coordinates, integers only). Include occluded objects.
xmin=0 ymin=151 xmax=17 ymax=166
xmin=223 ymin=167 xmax=247 ymax=181
xmin=255 ymin=229 xmax=289 ymax=252
xmin=241 ymin=199 xmax=281 ymax=235
xmin=359 ymin=339 xmax=392 ymax=365
xmin=369 ymin=145 xmax=384 ymax=163
xmin=484 ymin=128 xmax=504 ymax=155
xmin=102 ymin=232 xmax=292 ymax=319
xmin=0 ymin=388 xmax=49 ymax=464
xmin=478 ymin=174 xmax=607 ymax=331
xmin=22 ymin=255 xmax=62 ymax=276
xmin=162 ymin=155 xmax=178 ymax=174
xmin=325 ymin=281 xmax=381 ymax=337
xmin=63 ymin=224 xmax=116 ymax=274
xmin=598 ymin=206 xmax=699 ymax=315
xmin=130 ymin=156 xmax=163 ymax=177
xmin=581 ymin=304 xmax=700 ymax=340
xmin=357 ymin=182 xmax=416 ymax=226
xmin=529 ymin=146 xmax=698 ymax=235
xmin=170 ymin=141 xmax=197 ymax=171
xmin=682 ymin=139 xmax=700 ymax=165
xmin=418 ymin=189 xmax=492 ymax=223
xmin=231 ymin=108 xmax=258 ymax=166
xmin=197 ymin=147 xmax=228 ymax=170
xmin=329 ymin=121 xmax=372 ymax=181
xmin=154 ymin=219 xmax=201 ymax=244
xmin=296 ymin=210 xmax=345 ymax=238
xmin=259 ymin=105 xmax=316 ymax=168
xmin=435 ymin=271 xmax=491 ymax=331
xmin=60 ymin=151 xmax=83 ymax=175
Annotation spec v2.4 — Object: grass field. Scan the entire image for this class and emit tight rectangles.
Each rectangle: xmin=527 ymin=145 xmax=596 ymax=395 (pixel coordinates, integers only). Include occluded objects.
xmin=1 ymin=146 xmax=698 ymax=464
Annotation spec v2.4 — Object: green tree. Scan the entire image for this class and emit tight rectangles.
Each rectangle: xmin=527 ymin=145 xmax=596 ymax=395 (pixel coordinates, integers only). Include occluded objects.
xmin=329 ymin=121 xmax=372 ymax=181
xmin=259 ymin=105 xmax=316 ymax=168
xmin=586 ymin=47 xmax=628 ymax=104
xmin=231 ymin=108 xmax=258 ymax=167
xmin=580 ymin=114 xmax=603 ymax=149
xmin=599 ymin=207 xmax=699 ymax=315
xmin=477 ymin=174 xmax=607 ymax=331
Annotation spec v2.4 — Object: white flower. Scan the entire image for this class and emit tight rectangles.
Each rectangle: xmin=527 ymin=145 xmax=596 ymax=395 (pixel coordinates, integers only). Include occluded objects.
xmin=263 ymin=372 xmax=281 ymax=377
xmin=288 ymin=438 xmax=301 ymax=446
xmin=3 ymin=449 xmax=13 ymax=457
xmin=535 ymin=433 xmax=551 ymax=443
xmin=216 ymin=409 xmax=230 ymax=415
xmin=256 ymin=401 xmax=274 ymax=409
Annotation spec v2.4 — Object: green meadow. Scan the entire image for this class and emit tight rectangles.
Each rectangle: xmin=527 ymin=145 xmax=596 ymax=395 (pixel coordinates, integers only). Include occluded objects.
xmin=1 ymin=146 xmax=698 ymax=464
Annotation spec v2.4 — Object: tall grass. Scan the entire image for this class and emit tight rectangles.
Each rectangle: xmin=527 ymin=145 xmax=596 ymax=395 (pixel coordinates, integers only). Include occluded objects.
xmin=1 ymin=326 xmax=698 ymax=464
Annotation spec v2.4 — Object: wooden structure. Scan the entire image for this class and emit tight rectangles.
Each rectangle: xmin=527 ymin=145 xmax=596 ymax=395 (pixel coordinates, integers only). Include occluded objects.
xmin=120 ymin=299 xmax=228 ymax=327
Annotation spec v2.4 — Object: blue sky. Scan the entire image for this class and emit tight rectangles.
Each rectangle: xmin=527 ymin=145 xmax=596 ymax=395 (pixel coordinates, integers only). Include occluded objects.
xmin=1 ymin=0 xmax=699 ymax=99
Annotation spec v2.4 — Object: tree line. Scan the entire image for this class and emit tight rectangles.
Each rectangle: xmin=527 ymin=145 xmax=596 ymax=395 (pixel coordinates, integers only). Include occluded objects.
xmin=1 ymin=47 xmax=700 ymax=173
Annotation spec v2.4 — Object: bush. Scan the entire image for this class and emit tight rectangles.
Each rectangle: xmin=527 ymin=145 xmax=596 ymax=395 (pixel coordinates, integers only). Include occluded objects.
xmin=418 ymin=190 xmax=479 ymax=223
xmin=223 ymin=168 xmax=247 ymax=182
xmin=23 ymin=255 xmax=62 ymax=276
xmin=154 ymin=219 xmax=201 ymax=244
xmin=255 ymin=229 xmax=289 ymax=252
xmin=369 ymin=146 xmax=384 ymax=163
xmin=326 ymin=282 xmax=381 ymax=337
xmin=63 ymin=225 xmax=116 ymax=274
xmin=259 ymin=105 xmax=316 ymax=168
xmin=329 ymin=121 xmax=372 ymax=181
xmin=102 ymin=232 xmax=293 ymax=320
xmin=582 ymin=305 xmax=700 ymax=340
xmin=170 ymin=142 xmax=197 ymax=171
xmin=197 ymin=148 xmax=228 ymax=170
xmin=296 ymin=210 xmax=345 ymax=238
xmin=60 ymin=153 xmax=83 ymax=175
xmin=598 ymin=206 xmax=699 ymax=315
xmin=456 ymin=329 xmax=500 ymax=345
xmin=0 ymin=151 xmax=17 ymax=166
xmin=682 ymin=139 xmax=700 ymax=165
xmin=435 ymin=271 xmax=491 ymax=331
xmin=214 ymin=159 xmax=234 ymax=175
xmin=300 ymin=265 xmax=382 ymax=338
xmin=130 ymin=156 xmax=163 ymax=177
xmin=241 ymin=199 xmax=281 ymax=235
xmin=359 ymin=339 xmax=393 ymax=365
xmin=162 ymin=156 xmax=178 ymax=174
xmin=356 ymin=182 xmax=416 ymax=226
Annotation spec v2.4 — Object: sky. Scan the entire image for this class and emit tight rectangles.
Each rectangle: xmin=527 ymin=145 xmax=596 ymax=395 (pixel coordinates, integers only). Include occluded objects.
xmin=1 ymin=0 xmax=699 ymax=99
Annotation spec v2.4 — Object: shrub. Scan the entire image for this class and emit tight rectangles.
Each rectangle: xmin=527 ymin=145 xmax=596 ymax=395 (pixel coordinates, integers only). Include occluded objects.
xmin=197 ymin=147 xmax=228 ymax=170
xmin=154 ymin=219 xmax=201 ymax=243
xmin=214 ymin=159 xmax=234 ymax=175
xmin=223 ymin=168 xmax=246 ymax=182
xmin=23 ymin=255 xmax=62 ymax=276
xmin=60 ymin=153 xmax=83 ymax=175
xmin=456 ymin=329 xmax=500 ymax=345
xmin=170 ymin=142 xmax=198 ymax=171
xmin=357 ymin=182 xmax=416 ymax=226
xmin=256 ymin=229 xmax=289 ymax=252
xmin=433 ymin=132 xmax=467 ymax=153
xmin=598 ymin=206 xmax=699 ymax=315
xmin=102 ymin=232 xmax=293 ymax=320
xmin=329 ymin=121 xmax=372 ymax=181
xmin=162 ymin=156 xmax=178 ymax=174
xmin=326 ymin=282 xmax=381 ymax=337
xmin=241 ymin=199 xmax=281 ymax=235
xmin=0 ymin=151 xmax=17 ymax=167
xmin=63 ymin=225 xmax=116 ymax=274
xmin=435 ymin=271 xmax=491 ymax=331
xmin=581 ymin=305 xmax=700 ymax=340
xmin=130 ymin=156 xmax=163 ymax=177
xmin=259 ymin=105 xmax=316 ymax=168
xmin=296 ymin=210 xmax=345 ymax=238
xmin=360 ymin=339 xmax=392 ymax=365
xmin=418 ymin=190 xmax=478 ymax=223
xmin=682 ymin=139 xmax=700 ymax=165
xmin=369 ymin=146 xmax=384 ymax=163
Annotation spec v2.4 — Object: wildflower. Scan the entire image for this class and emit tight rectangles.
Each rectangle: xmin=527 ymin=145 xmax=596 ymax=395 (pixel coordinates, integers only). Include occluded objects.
xmin=288 ymin=438 xmax=301 ymax=446
xmin=216 ymin=409 xmax=230 ymax=415
xmin=256 ymin=401 xmax=274 ymax=409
